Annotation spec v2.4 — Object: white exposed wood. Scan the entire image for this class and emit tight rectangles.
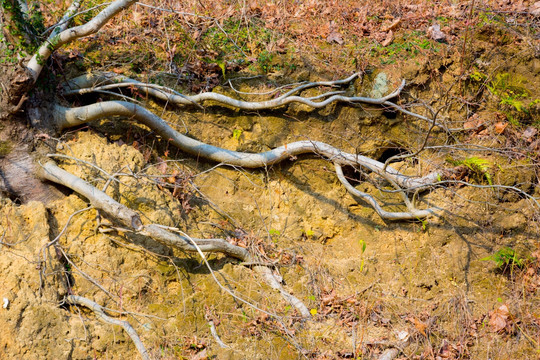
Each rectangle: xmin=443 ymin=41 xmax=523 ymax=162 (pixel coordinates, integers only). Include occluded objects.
xmin=52 ymin=101 xmax=442 ymax=192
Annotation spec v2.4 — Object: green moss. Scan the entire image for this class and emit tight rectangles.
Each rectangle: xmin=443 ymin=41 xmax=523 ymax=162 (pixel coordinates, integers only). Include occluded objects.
xmin=368 ymin=31 xmax=441 ymax=65
xmin=488 ymin=73 xmax=537 ymax=125
xmin=0 ymin=0 xmax=44 ymax=59
xmin=0 ymin=140 xmax=12 ymax=157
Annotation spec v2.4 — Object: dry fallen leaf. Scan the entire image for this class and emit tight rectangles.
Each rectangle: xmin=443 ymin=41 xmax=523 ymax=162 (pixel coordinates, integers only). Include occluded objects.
xmin=531 ymin=1 xmax=540 ymax=16
xmin=522 ymin=126 xmax=538 ymax=142
xmin=382 ymin=18 xmax=401 ymax=32
xmin=494 ymin=122 xmax=508 ymax=134
xmin=190 ymin=348 xmax=207 ymax=360
xmin=327 ymin=31 xmax=344 ymax=44
xmin=427 ymin=23 xmax=447 ymax=42
xmin=381 ymin=30 xmax=394 ymax=47
xmin=156 ymin=157 xmax=168 ymax=174
xmin=463 ymin=114 xmax=484 ymax=131
xmin=489 ymin=304 xmax=510 ymax=333
xmin=408 ymin=317 xmax=427 ymax=336
xmin=321 ymin=289 xmax=337 ymax=305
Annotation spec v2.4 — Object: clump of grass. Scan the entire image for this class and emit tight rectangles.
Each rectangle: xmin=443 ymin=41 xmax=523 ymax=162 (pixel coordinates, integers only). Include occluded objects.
xmin=481 ymin=247 xmax=526 ymax=273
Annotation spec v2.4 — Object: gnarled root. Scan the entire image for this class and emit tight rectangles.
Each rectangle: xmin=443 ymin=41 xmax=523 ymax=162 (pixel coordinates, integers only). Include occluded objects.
xmin=39 ymin=160 xmax=310 ymax=317
xmin=52 ymin=100 xmax=441 ymax=220
xmin=62 ymin=72 xmax=434 ymax=124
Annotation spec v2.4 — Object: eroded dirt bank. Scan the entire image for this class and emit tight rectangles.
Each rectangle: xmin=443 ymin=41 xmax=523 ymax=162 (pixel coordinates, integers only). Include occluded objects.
xmin=1 ymin=27 xmax=540 ymax=360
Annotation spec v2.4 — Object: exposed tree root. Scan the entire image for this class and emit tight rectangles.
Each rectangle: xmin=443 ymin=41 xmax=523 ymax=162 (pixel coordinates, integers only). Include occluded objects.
xmin=334 ymin=163 xmax=439 ymax=220
xmin=27 ymin=0 xmax=137 ymax=81
xmin=52 ymin=100 xmax=441 ymax=220
xmin=65 ymin=295 xmax=150 ymax=360
xmin=62 ymin=72 xmax=434 ymax=125
xmin=39 ymin=160 xmax=310 ymax=317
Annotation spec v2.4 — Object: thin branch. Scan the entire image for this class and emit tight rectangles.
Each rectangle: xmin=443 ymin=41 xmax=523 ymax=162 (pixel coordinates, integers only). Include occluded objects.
xmin=383 ymin=105 xmax=446 ymax=171
xmin=334 ymin=163 xmax=439 ymax=220
xmin=27 ymin=0 xmax=137 ymax=81
xmin=49 ymin=0 xmax=84 ymax=34
xmin=39 ymin=160 xmax=310 ymax=316
xmin=65 ymin=295 xmax=150 ymax=360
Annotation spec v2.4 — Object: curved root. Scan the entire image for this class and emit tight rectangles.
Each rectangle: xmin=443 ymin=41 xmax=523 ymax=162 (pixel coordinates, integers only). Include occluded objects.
xmin=52 ymin=100 xmax=441 ymax=219
xmin=39 ymin=160 xmax=310 ymax=317
xmin=334 ymin=163 xmax=439 ymax=220
xmin=62 ymin=72 xmax=434 ymax=124
xmin=65 ymin=295 xmax=150 ymax=360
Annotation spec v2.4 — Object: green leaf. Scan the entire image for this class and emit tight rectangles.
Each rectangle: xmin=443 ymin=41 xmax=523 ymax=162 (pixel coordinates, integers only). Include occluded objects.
xmin=232 ymin=129 xmax=242 ymax=140
xmin=358 ymin=239 xmax=367 ymax=254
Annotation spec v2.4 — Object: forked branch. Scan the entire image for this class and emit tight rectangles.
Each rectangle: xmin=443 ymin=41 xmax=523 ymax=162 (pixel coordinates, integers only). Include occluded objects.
xmin=26 ymin=0 xmax=137 ymax=81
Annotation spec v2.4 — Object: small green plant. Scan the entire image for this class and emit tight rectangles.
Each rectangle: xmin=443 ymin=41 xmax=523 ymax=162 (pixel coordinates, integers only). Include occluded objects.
xmin=469 ymin=70 xmax=487 ymax=82
xmin=358 ymin=239 xmax=367 ymax=271
xmin=457 ymin=157 xmax=493 ymax=185
xmin=269 ymin=229 xmax=280 ymax=243
xmin=269 ymin=229 xmax=280 ymax=236
xmin=481 ymin=247 xmax=526 ymax=271
xmin=302 ymin=229 xmax=314 ymax=238
xmin=232 ymin=129 xmax=242 ymax=140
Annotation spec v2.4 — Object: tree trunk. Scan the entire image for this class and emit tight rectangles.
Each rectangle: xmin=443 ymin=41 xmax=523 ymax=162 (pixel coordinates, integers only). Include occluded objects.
xmin=0 ymin=1 xmax=63 ymax=203
xmin=0 ymin=0 xmax=38 ymax=120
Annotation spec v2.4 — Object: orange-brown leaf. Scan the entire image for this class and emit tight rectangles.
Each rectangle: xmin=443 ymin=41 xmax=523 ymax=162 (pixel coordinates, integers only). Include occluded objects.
xmin=489 ymin=304 xmax=510 ymax=333
xmin=494 ymin=122 xmax=508 ymax=134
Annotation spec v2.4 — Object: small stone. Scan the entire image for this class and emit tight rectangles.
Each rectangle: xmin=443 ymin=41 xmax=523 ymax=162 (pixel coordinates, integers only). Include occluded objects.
xmin=427 ymin=23 xmax=447 ymax=43
xmin=370 ymin=72 xmax=389 ymax=99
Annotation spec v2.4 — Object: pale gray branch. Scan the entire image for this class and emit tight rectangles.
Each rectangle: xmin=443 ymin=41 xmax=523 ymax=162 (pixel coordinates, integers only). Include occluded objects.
xmin=63 ymin=72 xmax=413 ymax=111
xmin=65 ymin=295 xmax=150 ymax=360
xmin=27 ymin=0 xmax=137 ymax=81
xmin=52 ymin=101 xmax=442 ymax=191
xmin=40 ymin=160 xmax=309 ymax=316
xmin=334 ymin=163 xmax=439 ymax=220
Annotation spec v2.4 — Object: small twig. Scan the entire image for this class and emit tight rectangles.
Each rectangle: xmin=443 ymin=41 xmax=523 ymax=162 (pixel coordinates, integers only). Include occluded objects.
xmin=41 ymin=1 xmax=108 ymax=36
xmin=334 ymin=163 xmax=438 ymax=220
xmin=65 ymin=295 xmax=150 ymax=360
xmin=57 ymin=246 xmax=116 ymax=299
xmin=208 ymin=320 xmax=229 ymax=349
xmin=383 ymin=105 xmax=446 ymax=171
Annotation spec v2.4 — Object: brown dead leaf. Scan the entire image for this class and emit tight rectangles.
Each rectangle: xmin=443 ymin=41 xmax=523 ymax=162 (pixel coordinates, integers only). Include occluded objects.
xmin=529 ymin=138 xmax=540 ymax=151
xmin=427 ymin=23 xmax=447 ymax=42
xmin=381 ymin=30 xmax=394 ymax=47
xmin=477 ymin=128 xmax=489 ymax=137
xmin=132 ymin=11 xmax=143 ymax=23
xmin=321 ymin=289 xmax=337 ymax=305
xmin=190 ymin=348 xmax=207 ymax=360
xmin=463 ymin=114 xmax=484 ymax=131
xmin=489 ymin=304 xmax=511 ymax=333
xmin=382 ymin=18 xmax=401 ymax=32
xmin=494 ymin=122 xmax=508 ymax=134
xmin=327 ymin=31 xmax=344 ymax=44
xmin=522 ymin=126 xmax=538 ymax=142
xmin=408 ymin=317 xmax=428 ymax=336
xmin=156 ymin=157 xmax=168 ymax=174
xmin=531 ymin=1 xmax=540 ymax=16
